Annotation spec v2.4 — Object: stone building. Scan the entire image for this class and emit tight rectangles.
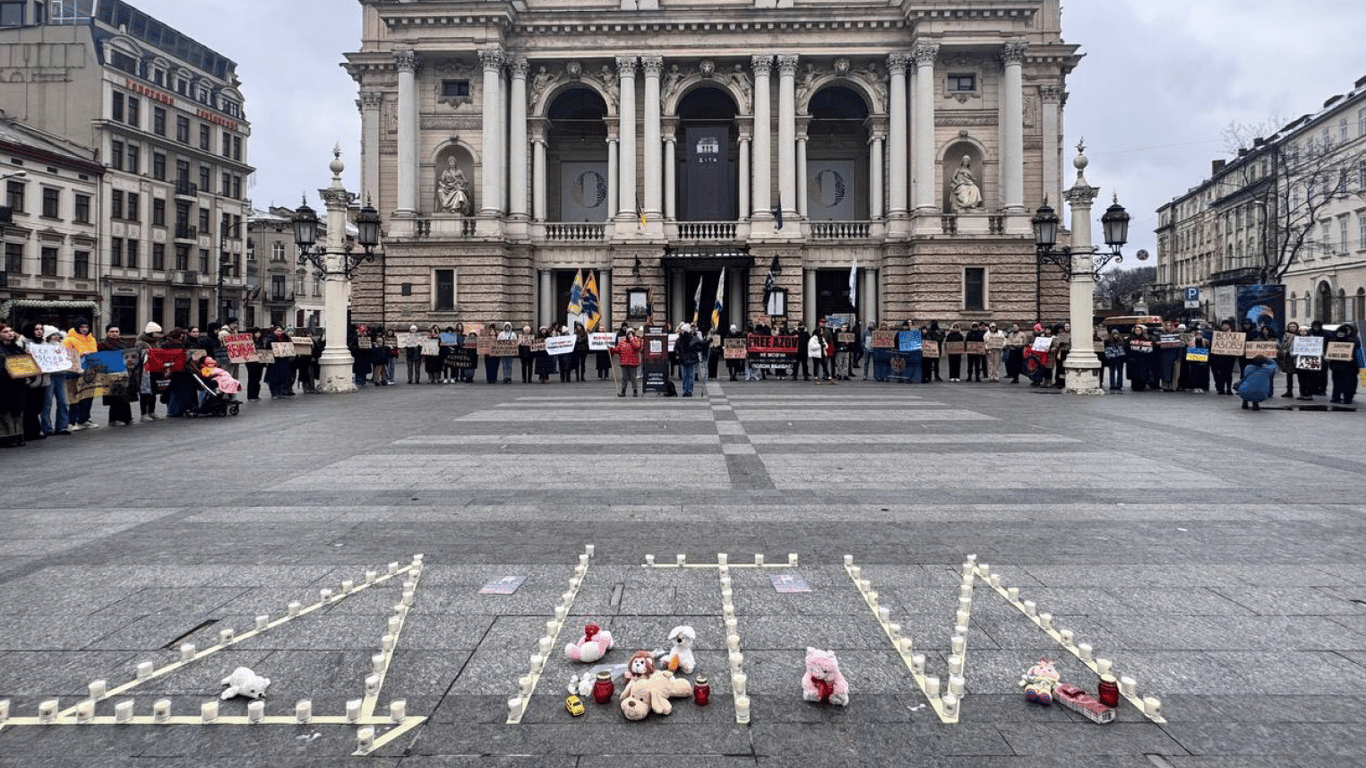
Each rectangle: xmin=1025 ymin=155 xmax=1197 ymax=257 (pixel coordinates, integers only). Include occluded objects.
xmin=343 ymin=0 xmax=1080 ymax=332
xmin=1154 ymin=72 xmax=1366 ymax=328
xmin=0 ymin=0 xmax=253 ymax=333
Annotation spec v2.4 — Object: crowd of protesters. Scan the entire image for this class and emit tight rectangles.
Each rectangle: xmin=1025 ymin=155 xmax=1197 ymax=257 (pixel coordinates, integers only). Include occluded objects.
xmin=4 ymin=310 xmax=1361 ymax=447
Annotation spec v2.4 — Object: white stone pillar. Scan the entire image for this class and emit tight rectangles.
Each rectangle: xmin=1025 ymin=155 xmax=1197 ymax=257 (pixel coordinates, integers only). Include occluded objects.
xmin=887 ymin=52 xmax=909 ymax=218
xmin=796 ymin=121 xmax=808 ymax=218
xmin=508 ymin=57 xmax=530 ymax=219
xmin=1063 ymin=144 xmax=1102 ymax=395
xmin=318 ymin=148 xmax=358 ymax=394
xmin=862 ymin=268 xmax=877 ymax=325
xmin=911 ymin=42 xmax=940 ymax=226
xmin=616 ymin=56 xmax=637 ymax=221
xmin=1041 ymin=85 xmax=1064 ymax=210
xmin=728 ymin=268 xmax=743 ymax=328
xmin=737 ymin=131 xmax=751 ymax=220
xmin=539 ymin=270 xmax=553 ymax=328
xmin=1001 ymin=41 xmax=1028 ymax=233
xmin=803 ymin=267 xmax=816 ymax=329
xmin=642 ymin=56 xmax=662 ymax=222
xmin=358 ymin=91 xmax=383 ymax=205
xmin=599 ymin=270 xmax=612 ymax=331
xmin=531 ymin=120 xmax=548 ymax=221
xmin=777 ymin=54 xmax=798 ymax=223
xmin=869 ymin=128 xmax=885 ymax=220
xmin=751 ymin=55 xmax=773 ymax=219
xmin=664 ymin=124 xmax=677 ymax=220
xmin=479 ymin=49 xmax=504 ymax=216
xmin=394 ymin=51 xmax=418 ymax=216
xmin=607 ymin=133 xmax=619 ymax=221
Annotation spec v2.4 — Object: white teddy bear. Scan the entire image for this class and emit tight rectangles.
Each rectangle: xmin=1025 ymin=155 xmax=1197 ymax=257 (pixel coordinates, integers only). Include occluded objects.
xmin=220 ymin=666 xmax=271 ymax=700
xmin=658 ymin=624 xmax=696 ymax=674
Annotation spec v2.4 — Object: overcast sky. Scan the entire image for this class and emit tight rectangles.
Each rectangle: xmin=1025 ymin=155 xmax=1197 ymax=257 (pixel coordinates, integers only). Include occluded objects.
xmin=129 ymin=0 xmax=1366 ymax=266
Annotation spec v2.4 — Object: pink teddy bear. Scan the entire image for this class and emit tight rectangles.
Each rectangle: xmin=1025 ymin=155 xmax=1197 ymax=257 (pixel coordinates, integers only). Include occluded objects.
xmin=564 ymin=622 xmax=614 ymax=663
xmin=801 ymin=647 xmax=849 ymax=706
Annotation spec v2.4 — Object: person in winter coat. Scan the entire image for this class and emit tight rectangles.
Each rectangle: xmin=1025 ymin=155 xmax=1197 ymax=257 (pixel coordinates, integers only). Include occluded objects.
xmin=965 ymin=322 xmax=987 ymax=382
xmin=497 ymin=322 xmax=519 ymax=384
xmin=611 ymin=328 xmax=644 ymax=396
xmin=62 ymin=317 xmax=98 ymax=429
xmin=1327 ymin=323 xmax=1361 ymax=405
xmin=808 ymin=329 xmax=829 ymax=384
xmin=0 ymin=322 xmax=29 ymax=446
xmin=673 ymin=323 xmax=705 ymax=397
xmin=944 ymin=323 xmax=965 ymax=382
xmin=1103 ymin=328 xmax=1127 ymax=392
xmin=1209 ymin=319 xmax=1239 ymax=396
xmin=517 ymin=325 xmax=535 ymax=384
xmin=1277 ymin=321 xmax=1301 ymax=398
xmin=135 ymin=323 xmax=164 ymax=418
xmin=97 ymin=325 xmax=135 ymax=426
xmin=423 ymin=325 xmax=444 ymax=384
xmin=1125 ymin=324 xmax=1156 ymax=392
xmin=1236 ymin=355 xmax=1278 ymax=410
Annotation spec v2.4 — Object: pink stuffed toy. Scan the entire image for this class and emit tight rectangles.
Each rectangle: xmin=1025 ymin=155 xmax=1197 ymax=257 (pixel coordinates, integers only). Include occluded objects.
xmin=1020 ymin=657 xmax=1061 ymax=706
xmin=801 ymin=646 xmax=849 ymax=706
xmin=564 ymin=622 xmax=614 ymax=663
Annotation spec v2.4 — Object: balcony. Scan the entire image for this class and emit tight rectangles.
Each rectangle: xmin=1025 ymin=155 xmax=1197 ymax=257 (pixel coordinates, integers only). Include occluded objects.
xmin=544 ymin=222 xmax=605 ymax=241
xmin=174 ymin=179 xmax=199 ymax=197
xmin=174 ymin=225 xmax=198 ymax=240
xmin=808 ymin=221 xmax=872 ymax=240
xmin=675 ymin=221 xmax=737 ymax=240
xmin=264 ymin=291 xmax=294 ymax=306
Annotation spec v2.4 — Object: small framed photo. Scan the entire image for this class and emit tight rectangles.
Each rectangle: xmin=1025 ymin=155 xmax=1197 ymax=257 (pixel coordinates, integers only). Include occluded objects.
xmin=766 ymin=288 xmax=787 ymax=318
xmin=626 ymin=287 xmax=650 ymax=319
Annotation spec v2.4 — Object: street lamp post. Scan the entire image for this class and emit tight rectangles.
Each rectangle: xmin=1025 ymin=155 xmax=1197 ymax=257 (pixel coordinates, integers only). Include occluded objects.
xmin=291 ymin=146 xmax=382 ymax=394
xmin=1032 ymin=142 xmax=1130 ymax=396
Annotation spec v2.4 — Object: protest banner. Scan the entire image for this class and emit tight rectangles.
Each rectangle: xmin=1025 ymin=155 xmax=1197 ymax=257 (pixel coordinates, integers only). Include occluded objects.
xmin=723 ymin=338 xmax=747 ymax=359
xmin=290 ymin=337 xmax=313 ymax=355
xmin=490 ymin=339 xmax=520 ymax=357
xmin=1326 ymin=341 xmax=1355 ymax=361
xmin=445 ymin=348 xmax=477 ymax=369
xmin=872 ymin=330 xmax=897 ymax=349
xmin=66 ymin=351 xmax=128 ymax=402
xmin=1210 ymin=331 xmax=1245 ymax=357
xmin=421 ymin=339 xmax=440 ymax=356
xmin=223 ymin=333 xmax=258 ymax=364
xmin=28 ymin=342 xmax=73 ymax=374
xmin=966 ymin=341 xmax=986 ymax=356
xmin=837 ymin=332 xmax=855 ymax=344
xmin=1291 ymin=335 xmax=1325 ymax=357
xmin=588 ymin=332 xmax=615 ymax=351
xmin=943 ymin=340 xmax=966 ymax=356
xmin=746 ymin=334 xmax=798 ymax=371
xmin=986 ymin=334 xmax=1005 ymax=350
xmin=923 ymin=339 xmax=940 ymax=358
xmin=897 ymin=330 xmax=923 ymax=353
xmin=271 ymin=341 xmax=296 ymax=358
xmin=1031 ymin=336 xmax=1052 ymax=353
xmin=146 ymin=348 xmax=186 ymax=373
xmin=1244 ymin=340 xmax=1277 ymax=359
xmin=1185 ymin=349 xmax=1209 ymax=363
xmin=545 ymin=334 xmax=576 ymax=355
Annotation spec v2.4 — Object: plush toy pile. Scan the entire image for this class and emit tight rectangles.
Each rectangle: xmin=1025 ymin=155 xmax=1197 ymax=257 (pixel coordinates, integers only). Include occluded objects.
xmin=801 ymin=647 xmax=850 ymax=706
xmin=1020 ymin=657 xmax=1061 ymax=706
xmin=564 ymin=622 xmax=614 ymax=663
xmin=619 ymin=651 xmax=694 ymax=720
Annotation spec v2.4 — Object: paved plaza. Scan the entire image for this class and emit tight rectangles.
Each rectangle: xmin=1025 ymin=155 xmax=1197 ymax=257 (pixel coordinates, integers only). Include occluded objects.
xmin=0 ymin=378 xmax=1363 ymax=767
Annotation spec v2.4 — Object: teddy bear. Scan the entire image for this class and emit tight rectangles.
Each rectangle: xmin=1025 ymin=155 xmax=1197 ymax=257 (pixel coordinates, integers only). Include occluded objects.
xmin=658 ymin=624 xmax=696 ymax=674
xmin=564 ymin=622 xmax=614 ymax=664
xmin=220 ymin=666 xmax=271 ymax=700
xmin=1020 ymin=657 xmax=1061 ymax=706
xmin=618 ymin=651 xmax=693 ymax=721
xmin=801 ymin=647 xmax=849 ymax=706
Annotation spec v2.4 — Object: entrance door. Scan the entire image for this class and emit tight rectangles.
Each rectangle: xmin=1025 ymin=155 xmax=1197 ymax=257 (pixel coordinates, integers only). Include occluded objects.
xmin=682 ymin=126 xmax=734 ymax=221
xmin=681 ymin=270 xmax=728 ymax=334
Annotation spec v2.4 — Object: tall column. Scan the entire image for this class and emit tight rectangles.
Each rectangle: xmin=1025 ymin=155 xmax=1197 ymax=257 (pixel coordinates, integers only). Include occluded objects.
xmin=530 ymin=119 xmax=548 ymax=221
xmin=508 ymin=57 xmax=530 ymax=219
xmin=539 ymin=270 xmax=553 ymax=328
xmin=862 ymin=268 xmax=877 ymax=326
xmin=887 ymin=52 xmax=910 ymax=218
xmin=795 ymin=118 xmax=808 ymax=218
xmin=394 ymin=51 xmax=418 ymax=216
xmin=642 ymin=56 xmax=663 ymax=221
xmin=318 ymin=147 xmax=358 ymax=393
xmin=606 ymin=131 xmax=619 ymax=221
xmin=479 ymin=49 xmax=505 ymax=216
xmin=599 ymin=270 xmax=611 ymax=331
xmin=803 ymin=268 xmax=816 ymax=329
xmin=777 ymin=54 xmax=798 ymax=223
xmin=737 ymin=129 xmax=751 ymax=220
xmin=1040 ymin=85 xmax=1064 ymax=211
xmin=1000 ymin=41 xmax=1028 ymax=233
xmin=911 ymin=42 xmax=940 ymax=221
xmin=358 ymin=91 xmax=383 ymax=205
xmin=868 ymin=124 xmax=885 ymax=220
xmin=751 ymin=55 xmax=773 ymax=219
xmin=663 ymin=120 xmax=677 ymax=219
xmin=616 ymin=56 xmax=637 ymax=221
xmin=1063 ymin=143 xmax=1102 ymax=395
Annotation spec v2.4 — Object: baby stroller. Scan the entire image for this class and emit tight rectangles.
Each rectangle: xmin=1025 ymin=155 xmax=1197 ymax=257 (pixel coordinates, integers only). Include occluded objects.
xmin=188 ymin=370 xmax=241 ymax=417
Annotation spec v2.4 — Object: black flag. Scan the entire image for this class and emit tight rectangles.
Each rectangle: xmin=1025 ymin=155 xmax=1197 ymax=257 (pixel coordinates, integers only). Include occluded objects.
xmin=762 ymin=254 xmax=780 ymax=308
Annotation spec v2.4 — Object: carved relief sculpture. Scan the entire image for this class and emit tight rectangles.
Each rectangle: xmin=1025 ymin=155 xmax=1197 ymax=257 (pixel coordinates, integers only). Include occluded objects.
xmin=437 ymin=156 xmax=472 ymax=215
xmin=950 ymin=155 xmax=983 ymax=212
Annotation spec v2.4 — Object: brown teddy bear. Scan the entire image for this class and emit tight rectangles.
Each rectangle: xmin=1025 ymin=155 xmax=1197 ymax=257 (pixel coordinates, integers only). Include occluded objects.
xmin=619 ymin=650 xmax=693 ymax=720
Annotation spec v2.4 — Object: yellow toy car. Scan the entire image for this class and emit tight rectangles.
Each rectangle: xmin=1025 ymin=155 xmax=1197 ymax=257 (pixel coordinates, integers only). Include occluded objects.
xmin=565 ymin=695 xmax=585 ymax=717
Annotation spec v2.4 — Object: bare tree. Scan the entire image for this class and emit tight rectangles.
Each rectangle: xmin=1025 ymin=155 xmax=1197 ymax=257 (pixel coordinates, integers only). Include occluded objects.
xmin=1094 ymin=266 xmax=1156 ymax=310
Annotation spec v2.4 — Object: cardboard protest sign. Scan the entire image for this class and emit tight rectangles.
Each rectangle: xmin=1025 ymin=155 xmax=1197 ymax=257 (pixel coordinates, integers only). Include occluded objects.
xmin=530 ymin=339 xmax=546 ymax=353
xmin=966 ymin=341 xmax=986 ymax=355
xmin=1244 ymin=341 xmax=1277 ymax=359
xmin=588 ymin=332 xmax=615 ymax=351
xmin=271 ymin=341 xmax=296 ymax=358
xmin=490 ymin=339 xmax=519 ymax=357
xmin=257 ymin=349 xmax=276 ymax=364
xmin=146 ymin=348 xmax=186 ymax=373
xmin=943 ymin=341 xmax=966 ymax=356
xmin=356 ymin=336 xmax=372 ymax=349
xmin=872 ymin=330 xmax=897 ymax=349
xmin=224 ymin=333 xmax=258 ymax=363
xmin=723 ymin=338 xmax=747 ymax=359
xmin=421 ymin=339 xmax=440 ymax=356
xmin=922 ymin=339 xmax=940 ymax=358
xmin=837 ymin=332 xmax=855 ymax=343
xmin=1326 ymin=341 xmax=1355 ymax=361
xmin=1031 ymin=336 xmax=1052 ymax=353
xmin=29 ymin=343 xmax=73 ymax=374
xmin=476 ymin=334 xmax=493 ymax=355
xmin=1291 ymin=335 xmax=1324 ymax=357
xmin=3 ymin=353 xmax=39 ymax=379
xmin=290 ymin=337 xmax=314 ymax=355
xmin=986 ymin=334 xmax=1006 ymax=350
xmin=1210 ymin=331 xmax=1245 ymax=357
xmin=544 ymin=335 xmax=576 ymax=355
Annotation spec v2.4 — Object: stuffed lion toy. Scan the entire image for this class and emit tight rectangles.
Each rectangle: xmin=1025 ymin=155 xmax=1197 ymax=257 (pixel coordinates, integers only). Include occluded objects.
xmin=619 ymin=650 xmax=693 ymax=720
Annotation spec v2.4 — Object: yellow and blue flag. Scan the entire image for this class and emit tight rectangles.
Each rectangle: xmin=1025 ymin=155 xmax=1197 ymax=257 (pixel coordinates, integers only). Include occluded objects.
xmin=567 ymin=269 xmax=584 ymax=315
xmin=581 ymin=271 xmax=601 ymax=331
xmin=711 ymin=267 xmax=726 ymax=330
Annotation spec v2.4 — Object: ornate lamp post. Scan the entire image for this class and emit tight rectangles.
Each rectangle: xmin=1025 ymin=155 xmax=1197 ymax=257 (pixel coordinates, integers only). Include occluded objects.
xmin=1032 ymin=142 xmax=1130 ymax=395
xmin=291 ymin=145 xmax=382 ymax=393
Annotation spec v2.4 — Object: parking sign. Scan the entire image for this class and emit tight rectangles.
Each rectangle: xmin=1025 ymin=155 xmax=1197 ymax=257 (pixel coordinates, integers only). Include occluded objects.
xmin=1184 ymin=287 xmax=1200 ymax=309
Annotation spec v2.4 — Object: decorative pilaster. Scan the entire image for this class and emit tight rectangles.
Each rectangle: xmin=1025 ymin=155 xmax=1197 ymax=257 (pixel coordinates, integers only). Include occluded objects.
xmin=642 ymin=56 xmax=663 ymax=222
xmin=867 ymin=117 xmax=887 ymax=220
xmin=358 ymin=91 xmax=384 ymax=207
xmin=394 ymin=50 xmax=419 ymax=216
xmin=1040 ymin=85 xmax=1065 ymax=213
xmin=530 ymin=119 xmax=548 ymax=221
xmin=479 ymin=49 xmax=505 ymax=216
xmin=887 ymin=52 xmax=910 ymax=218
xmin=509 ymin=57 xmax=530 ymax=220
xmin=752 ymin=55 xmax=773 ymax=219
xmin=616 ymin=56 xmax=638 ymax=221
xmin=777 ymin=54 xmax=798 ymax=224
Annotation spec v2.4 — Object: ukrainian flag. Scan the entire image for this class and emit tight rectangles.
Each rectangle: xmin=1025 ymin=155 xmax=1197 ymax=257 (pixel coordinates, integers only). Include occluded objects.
xmin=581 ymin=271 xmax=601 ymax=331
xmin=568 ymin=269 xmax=584 ymax=315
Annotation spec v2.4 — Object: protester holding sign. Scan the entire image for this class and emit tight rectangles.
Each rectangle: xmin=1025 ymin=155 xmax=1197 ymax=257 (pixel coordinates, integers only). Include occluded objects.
xmin=1289 ymin=325 xmax=1321 ymax=402
xmin=610 ymin=327 xmax=643 ymax=397
xmin=1327 ymin=324 xmax=1361 ymax=405
xmin=1307 ymin=320 xmax=1330 ymax=398
xmin=97 ymin=325 xmax=136 ymax=426
xmin=0 ymin=322 xmax=30 ymax=445
xmin=1278 ymin=321 xmax=1301 ymax=399
xmin=1180 ymin=328 xmax=1211 ymax=393
xmin=498 ymin=322 xmax=519 ymax=384
xmin=1210 ymin=320 xmax=1242 ymax=396
xmin=1125 ymin=324 xmax=1156 ymax=392
xmin=61 ymin=318 xmax=98 ymax=429
xmin=1103 ymin=328 xmax=1127 ymax=392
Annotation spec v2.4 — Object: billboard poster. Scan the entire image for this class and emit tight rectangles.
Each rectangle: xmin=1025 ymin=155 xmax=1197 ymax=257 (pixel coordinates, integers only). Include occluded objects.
xmin=1236 ymin=284 xmax=1285 ymax=337
xmin=746 ymin=334 xmax=798 ymax=371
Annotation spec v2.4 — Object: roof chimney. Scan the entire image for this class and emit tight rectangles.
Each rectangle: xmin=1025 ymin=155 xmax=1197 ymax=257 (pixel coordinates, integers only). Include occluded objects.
xmin=1212 ymin=159 xmax=1226 ymax=174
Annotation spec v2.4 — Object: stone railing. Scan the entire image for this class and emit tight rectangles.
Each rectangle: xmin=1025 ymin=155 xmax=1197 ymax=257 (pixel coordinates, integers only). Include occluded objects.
xmin=675 ymin=221 xmax=738 ymax=240
xmin=544 ymin=222 xmax=606 ymax=241
xmin=808 ymin=221 xmax=871 ymax=239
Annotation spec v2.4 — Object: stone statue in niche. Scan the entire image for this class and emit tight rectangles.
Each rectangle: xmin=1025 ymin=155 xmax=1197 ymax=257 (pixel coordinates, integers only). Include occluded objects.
xmin=950 ymin=155 xmax=983 ymax=212
xmin=437 ymin=156 xmax=472 ymax=215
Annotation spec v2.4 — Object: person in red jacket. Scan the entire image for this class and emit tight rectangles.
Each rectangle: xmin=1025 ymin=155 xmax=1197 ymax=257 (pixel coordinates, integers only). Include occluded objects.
xmin=611 ymin=328 xmax=644 ymax=397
